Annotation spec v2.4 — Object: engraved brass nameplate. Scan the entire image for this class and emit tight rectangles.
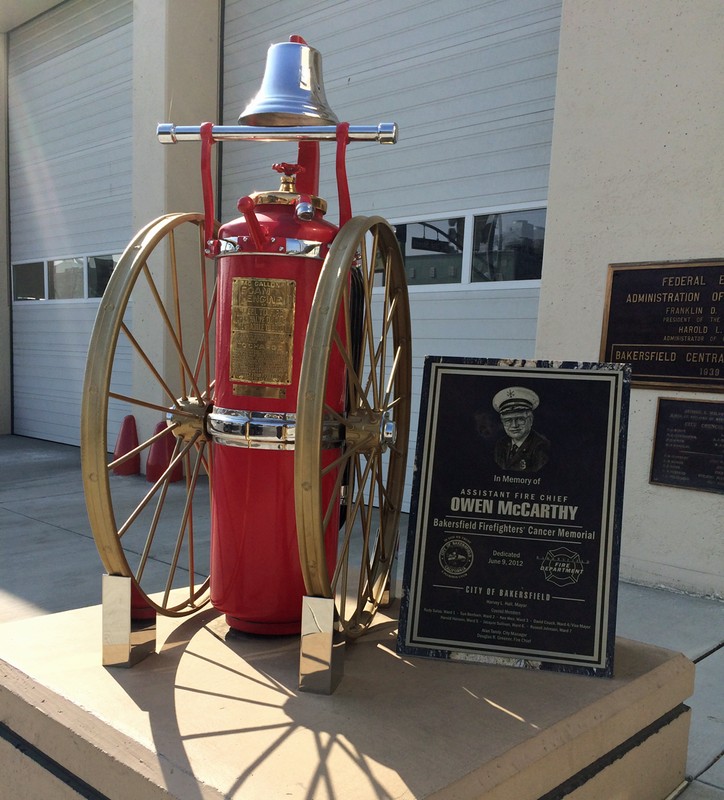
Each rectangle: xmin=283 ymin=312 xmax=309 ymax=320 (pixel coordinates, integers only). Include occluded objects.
xmin=230 ymin=277 xmax=295 ymax=385
xmin=233 ymin=384 xmax=287 ymax=399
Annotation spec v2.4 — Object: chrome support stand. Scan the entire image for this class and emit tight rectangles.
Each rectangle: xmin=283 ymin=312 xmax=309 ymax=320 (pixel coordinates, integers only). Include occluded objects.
xmin=101 ymin=575 xmax=156 ymax=667
xmin=298 ymin=596 xmax=345 ymax=694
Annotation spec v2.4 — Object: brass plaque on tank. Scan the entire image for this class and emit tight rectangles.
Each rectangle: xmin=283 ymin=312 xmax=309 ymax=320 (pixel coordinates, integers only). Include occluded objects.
xmin=233 ymin=384 xmax=287 ymax=399
xmin=230 ymin=277 xmax=295 ymax=385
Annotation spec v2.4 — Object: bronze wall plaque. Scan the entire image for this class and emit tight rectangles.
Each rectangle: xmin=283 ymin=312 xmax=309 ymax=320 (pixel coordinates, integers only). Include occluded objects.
xmin=601 ymin=260 xmax=724 ymax=391
xmin=650 ymin=398 xmax=724 ymax=494
xmin=230 ymin=277 xmax=295 ymax=385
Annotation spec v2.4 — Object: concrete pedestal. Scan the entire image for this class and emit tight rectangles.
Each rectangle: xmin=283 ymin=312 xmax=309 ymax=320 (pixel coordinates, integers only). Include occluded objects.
xmin=0 ymin=602 xmax=693 ymax=799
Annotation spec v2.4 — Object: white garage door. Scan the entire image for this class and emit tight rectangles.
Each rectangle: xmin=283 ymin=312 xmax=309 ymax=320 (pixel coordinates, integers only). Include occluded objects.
xmin=8 ymin=0 xmax=133 ymax=445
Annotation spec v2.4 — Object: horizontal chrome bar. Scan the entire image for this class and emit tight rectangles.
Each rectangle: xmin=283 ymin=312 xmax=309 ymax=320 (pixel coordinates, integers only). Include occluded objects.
xmin=208 ymin=407 xmax=344 ymax=450
xmin=157 ymin=122 xmax=397 ymax=145
xmin=218 ymin=237 xmax=325 ymax=257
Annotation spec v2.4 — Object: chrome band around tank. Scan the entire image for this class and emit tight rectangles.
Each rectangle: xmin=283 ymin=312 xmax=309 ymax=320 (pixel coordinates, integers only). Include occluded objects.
xmin=208 ymin=408 xmax=344 ymax=450
xmin=217 ymin=237 xmax=325 ymax=257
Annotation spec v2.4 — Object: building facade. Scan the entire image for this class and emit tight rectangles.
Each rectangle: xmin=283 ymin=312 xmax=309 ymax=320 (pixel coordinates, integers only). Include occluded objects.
xmin=1 ymin=0 xmax=721 ymax=596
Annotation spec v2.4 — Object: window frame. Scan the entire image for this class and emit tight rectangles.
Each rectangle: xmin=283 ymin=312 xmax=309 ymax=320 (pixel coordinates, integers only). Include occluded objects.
xmin=11 ymin=252 xmax=121 ymax=303
xmin=388 ymin=201 xmax=547 ymax=294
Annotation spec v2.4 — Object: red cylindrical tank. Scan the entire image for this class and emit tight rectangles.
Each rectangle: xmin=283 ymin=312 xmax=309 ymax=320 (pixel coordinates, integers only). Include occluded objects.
xmin=209 ymin=188 xmax=344 ymax=634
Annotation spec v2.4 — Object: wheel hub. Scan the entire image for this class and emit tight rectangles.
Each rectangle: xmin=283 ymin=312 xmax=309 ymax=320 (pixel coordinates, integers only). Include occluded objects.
xmin=167 ymin=396 xmax=211 ymax=442
xmin=345 ymin=410 xmax=396 ymax=453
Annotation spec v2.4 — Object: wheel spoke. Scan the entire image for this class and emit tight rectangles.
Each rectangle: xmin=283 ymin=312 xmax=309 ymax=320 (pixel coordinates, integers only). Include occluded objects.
xmin=108 ymin=391 xmax=197 ymax=418
xmin=320 ymin=456 xmax=349 ymax=532
xmin=319 ymin=437 xmax=365 ymax=478
xmin=187 ymin=441 xmax=208 ymax=590
xmin=330 ymin=451 xmax=375 ymax=590
xmin=359 ymin=234 xmax=380 ymax=408
xmin=359 ymin=457 xmax=378 ymax=580
xmin=192 ymin=282 xmax=217 ymax=391
xmin=106 ymin=421 xmax=181 ymax=470
xmin=168 ymin=229 xmax=187 ymax=400
xmin=321 ymin=404 xmax=347 ymax=427
xmin=141 ymin=261 xmax=203 ymax=399
xmin=163 ymin=434 xmax=204 ymax=605
xmin=331 ymin=328 xmax=372 ymax=413
xmin=375 ymin=245 xmax=391 ymax=397
xmin=383 ymin=346 xmax=404 ymax=410
xmin=117 ymin=434 xmax=198 ymax=539
xmin=120 ymin=321 xmax=178 ymax=407
xmin=136 ymin=472 xmax=174 ymax=582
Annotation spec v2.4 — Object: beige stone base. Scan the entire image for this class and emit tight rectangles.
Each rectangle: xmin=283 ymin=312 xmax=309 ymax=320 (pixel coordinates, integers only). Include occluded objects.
xmin=0 ymin=602 xmax=693 ymax=799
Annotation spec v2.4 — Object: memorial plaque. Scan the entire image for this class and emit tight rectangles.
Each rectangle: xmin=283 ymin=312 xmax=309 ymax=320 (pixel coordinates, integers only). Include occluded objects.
xmin=229 ymin=277 xmax=295 ymax=385
xmin=650 ymin=398 xmax=724 ymax=495
xmin=398 ymin=358 xmax=630 ymax=676
xmin=601 ymin=260 xmax=724 ymax=391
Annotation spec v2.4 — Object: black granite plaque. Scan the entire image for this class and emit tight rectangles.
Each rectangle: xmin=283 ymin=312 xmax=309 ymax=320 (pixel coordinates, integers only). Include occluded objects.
xmin=601 ymin=260 xmax=724 ymax=391
xmin=650 ymin=398 xmax=724 ymax=495
xmin=397 ymin=358 xmax=630 ymax=677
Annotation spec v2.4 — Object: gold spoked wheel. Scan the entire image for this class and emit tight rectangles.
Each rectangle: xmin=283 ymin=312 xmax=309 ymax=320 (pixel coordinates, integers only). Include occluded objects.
xmin=295 ymin=216 xmax=412 ymax=639
xmin=81 ymin=213 xmax=216 ymax=616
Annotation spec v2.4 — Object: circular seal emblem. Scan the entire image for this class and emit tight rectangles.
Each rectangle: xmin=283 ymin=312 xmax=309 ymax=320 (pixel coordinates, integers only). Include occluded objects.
xmin=541 ymin=547 xmax=584 ymax=587
xmin=439 ymin=538 xmax=474 ymax=577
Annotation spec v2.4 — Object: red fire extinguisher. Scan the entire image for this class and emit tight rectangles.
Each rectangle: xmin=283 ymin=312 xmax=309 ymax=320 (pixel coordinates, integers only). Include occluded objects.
xmin=81 ymin=35 xmax=409 ymax=647
xmin=208 ymin=156 xmax=344 ymax=633
xmin=180 ymin=37 xmax=398 ymax=634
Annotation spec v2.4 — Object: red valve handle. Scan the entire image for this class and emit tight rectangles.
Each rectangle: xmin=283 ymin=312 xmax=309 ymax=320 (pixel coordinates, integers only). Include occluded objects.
xmin=273 ymin=162 xmax=305 ymax=177
xmin=236 ymin=196 xmax=268 ymax=250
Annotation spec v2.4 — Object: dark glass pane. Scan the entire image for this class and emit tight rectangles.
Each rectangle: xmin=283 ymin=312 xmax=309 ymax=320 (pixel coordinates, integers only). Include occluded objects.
xmin=12 ymin=262 xmax=45 ymax=301
xmin=396 ymin=218 xmax=465 ymax=286
xmin=87 ymin=254 xmax=119 ymax=297
xmin=472 ymin=209 xmax=546 ymax=282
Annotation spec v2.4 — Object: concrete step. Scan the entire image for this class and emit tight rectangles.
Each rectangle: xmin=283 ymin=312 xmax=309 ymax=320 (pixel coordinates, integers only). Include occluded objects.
xmin=0 ymin=601 xmax=694 ymax=799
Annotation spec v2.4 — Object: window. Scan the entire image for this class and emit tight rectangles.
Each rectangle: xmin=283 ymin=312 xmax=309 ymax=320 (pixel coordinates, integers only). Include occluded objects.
xmin=88 ymin=255 xmax=120 ymax=298
xmin=11 ymin=262 xmax=44 ymax=301
xmin=471 ymin=209 xmax=546 ymax=282
xmin=395 ymin=218 xmax=465 ymax=286
xmin=12 ymin=254 xmax=120 ymax=301
xmin=49 ymin=258 xmax=84 ymax=299
xmin=392 ymin=207 xmax=546 ymax=287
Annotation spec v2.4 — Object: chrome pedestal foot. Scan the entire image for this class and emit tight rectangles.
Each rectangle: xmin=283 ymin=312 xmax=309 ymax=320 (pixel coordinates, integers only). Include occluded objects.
xmin=101 ymin=575 xmax=156 ymax=667
xmin=298 ymin=596 xmax=345 ymax=694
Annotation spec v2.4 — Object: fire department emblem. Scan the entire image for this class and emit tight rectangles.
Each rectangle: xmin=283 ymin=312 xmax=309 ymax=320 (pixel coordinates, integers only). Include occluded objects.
xmin=541 ymin=547 xmax=584 ymax=587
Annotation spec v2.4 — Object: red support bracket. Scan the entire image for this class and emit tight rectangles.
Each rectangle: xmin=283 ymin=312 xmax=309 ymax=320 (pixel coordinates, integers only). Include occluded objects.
xmin=335 ymin=122 xmax=352 ymax=229
xmin=200 ymin=121 xmax=218 ymax=256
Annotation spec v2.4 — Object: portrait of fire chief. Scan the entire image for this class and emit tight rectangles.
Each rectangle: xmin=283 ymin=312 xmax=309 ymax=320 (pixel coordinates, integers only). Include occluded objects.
xmin=492 ymin=386 xmax=550 ymax=473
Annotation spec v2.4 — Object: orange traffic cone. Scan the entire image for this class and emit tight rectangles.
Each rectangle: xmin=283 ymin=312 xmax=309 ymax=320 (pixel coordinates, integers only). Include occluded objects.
xmin=112 ymin=415 xmax=141 ymax=476
xmin=145 ymin=421 xmax=183 ymax=483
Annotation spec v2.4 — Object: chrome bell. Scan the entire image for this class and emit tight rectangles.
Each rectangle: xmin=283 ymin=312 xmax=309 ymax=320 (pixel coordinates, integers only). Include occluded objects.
xmin=238 ymin=37 xmax=340 ymax=127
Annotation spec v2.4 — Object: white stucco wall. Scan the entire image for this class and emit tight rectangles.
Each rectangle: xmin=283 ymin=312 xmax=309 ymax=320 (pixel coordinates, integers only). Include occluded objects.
xmin=132 ymin=0 xmax=220 ymax=228
xmin=537 ymin=0 xmax=723 ymax=596
xmin=0 ymin=34 xmax=9 ymax=435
